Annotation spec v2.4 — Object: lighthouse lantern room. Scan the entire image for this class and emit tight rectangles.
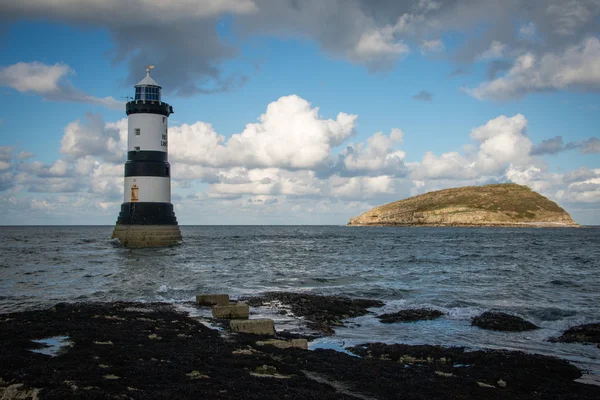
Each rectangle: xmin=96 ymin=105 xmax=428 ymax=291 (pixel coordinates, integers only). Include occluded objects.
xmin=112 ymin=66 xmax=182 ymax=248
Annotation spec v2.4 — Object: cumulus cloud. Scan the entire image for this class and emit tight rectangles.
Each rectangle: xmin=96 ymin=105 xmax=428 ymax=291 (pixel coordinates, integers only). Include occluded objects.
xmin=466 ymin=37 xmax=600 ymax=100
xmin=412 ymin=114 xmax=532 ymax=180
xmin=0 ymin=62 xmax=122 ymax=109
xmin=60 ymin=113 xmax=126 ymax=162
xmin=170 ymin=95 xmax=357 ymax=169
xmin=340 ymin=129 xmax=407 ymax=176
xmin=412 ymin=90 xmax=433 ymax=101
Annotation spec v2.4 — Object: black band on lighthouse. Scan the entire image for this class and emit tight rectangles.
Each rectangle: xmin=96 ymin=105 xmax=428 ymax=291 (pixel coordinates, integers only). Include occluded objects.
xmin=125 ymin=160 xmax=170 ymax=177
xmin=117 ymin=202 xmax=178 ymax=225
xmin=126 ymin=101 xmax=173 ymax=117
xmin=127 ymin=151 xmax=167 ymax=162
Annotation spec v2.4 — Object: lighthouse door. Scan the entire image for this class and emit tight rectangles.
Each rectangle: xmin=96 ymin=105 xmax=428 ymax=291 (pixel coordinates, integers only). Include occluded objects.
xmin=131 ymin=184 xmax=139 ymax=202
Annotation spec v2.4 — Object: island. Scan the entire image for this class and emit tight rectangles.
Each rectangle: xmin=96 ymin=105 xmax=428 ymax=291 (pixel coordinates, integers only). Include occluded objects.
xmin=347 ymin=183 xmax=578 ymax=227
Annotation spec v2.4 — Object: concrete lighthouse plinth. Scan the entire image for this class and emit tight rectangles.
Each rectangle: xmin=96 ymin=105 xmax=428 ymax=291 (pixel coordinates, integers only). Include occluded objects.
xmin=112 ymin=66 xmax=181 ymax=248
xmin=112 ymin=224 xmax=181 ymax=248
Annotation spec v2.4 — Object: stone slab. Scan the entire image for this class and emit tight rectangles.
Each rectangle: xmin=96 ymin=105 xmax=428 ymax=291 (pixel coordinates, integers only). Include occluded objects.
xmin=212 ymin=303 xmax=250 ymax=319
xmin=255 ymin=339 xmax=308 ymax=350
xmin=230 ymin=319 xmax=275 ymax=335
xmin=196 ymin=294 xmax=229 ymax=307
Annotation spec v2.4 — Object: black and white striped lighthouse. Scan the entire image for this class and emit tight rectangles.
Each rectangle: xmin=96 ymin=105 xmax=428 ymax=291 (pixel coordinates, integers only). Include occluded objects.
xmin=112 ymin=66 xmax=182 ymax=247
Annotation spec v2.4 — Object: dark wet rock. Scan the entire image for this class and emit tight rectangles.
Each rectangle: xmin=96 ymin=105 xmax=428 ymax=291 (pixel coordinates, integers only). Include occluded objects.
xmin=471 ymin=311 xmax=538 ymax=332
xmin=347 ymin=342 xmax=592 ymax=398
xmin=550 ymin=323 xmax=600 ymax=345
xmin=243 ymin=292 xmax=384 ymax=335
xmin=1 ymin=302 xmax=599 ymax=399
xmin=378 ymin=308 xmax=443 ymax=323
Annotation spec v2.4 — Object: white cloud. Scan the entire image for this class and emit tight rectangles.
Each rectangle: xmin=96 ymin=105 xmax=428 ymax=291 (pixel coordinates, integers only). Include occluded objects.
xmin=470 ymin=113 xmax=532 ymax=172
xmin=467 ymin=37 xmax=600 ymax=100
xmin=477 ymin=40 xmax=508 ymax=60
xmin=0 ymin=146 xmax=12 ymax=162
xmin=412 ymin=114 xmax=532 ymax=180
xmin=350 ymin=28 xmax=411 ymax=68
xmin=60 ymin=114 xmax=126 ymax=162
xmin=342 ymin=129 xmax=406 ymax=175
xmin=558 ymin=177 xmax=600 ymax=203
xmin=171 ymin=95 xmax=357 ymax=169
xmin=17 ymin=151 xmax=34 ymax=160
xmin=329 ymin=175 xmax=395 ymax=200
xmin=420 ymin=39 xmax=445 ymax=54
xmin=0 ymin=62 xmax=122 ymax=109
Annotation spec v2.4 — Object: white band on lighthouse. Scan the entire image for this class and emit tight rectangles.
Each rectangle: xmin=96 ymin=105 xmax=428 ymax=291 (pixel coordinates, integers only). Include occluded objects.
xmin=128 ymin=114 xmax=168 ymax=152
xmin=124 ymin=177 xmax=171 ymax=203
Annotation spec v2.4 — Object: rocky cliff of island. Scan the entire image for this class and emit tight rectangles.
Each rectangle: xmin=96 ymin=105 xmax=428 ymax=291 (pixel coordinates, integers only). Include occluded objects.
xmin=347 ymin=183 xmax=578 ymax=227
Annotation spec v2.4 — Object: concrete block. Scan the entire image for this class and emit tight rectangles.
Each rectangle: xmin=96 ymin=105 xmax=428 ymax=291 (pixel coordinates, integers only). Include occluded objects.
xmin=212 ymin=303 xmax=249 ymax=319
xmin=230 ymin=319 xmax=275 ymax=335
xmin=255 ymin=339 xmax=308 ymax=350
xmin=196 ymin=294 xmax=229 ymax=306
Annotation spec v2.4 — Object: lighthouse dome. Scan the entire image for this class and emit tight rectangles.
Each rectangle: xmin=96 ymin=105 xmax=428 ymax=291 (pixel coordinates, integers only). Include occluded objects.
xmin=134 ymin=66 xmax=162 ymax=101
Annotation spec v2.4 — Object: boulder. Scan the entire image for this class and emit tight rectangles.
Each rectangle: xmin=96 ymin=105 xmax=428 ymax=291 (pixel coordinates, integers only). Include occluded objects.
xmin=255 ymin=339 xmax=308 ymax=350
xmin=472 ymin=311 xmax=538 ymax=332
xmin=378 ymin=309 xmax=443 ymax=323
xmin=550 ymin=323 xmax=600 ymax=344
xmin=230 ymin=319 xmax=275 ymax=335
xmin=212 ymin=303 xmax=249 ymax=319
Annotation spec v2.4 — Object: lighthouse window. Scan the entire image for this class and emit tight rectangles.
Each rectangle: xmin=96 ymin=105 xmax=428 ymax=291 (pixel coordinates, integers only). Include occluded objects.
xmin=135 ymin=128 xmax=140 ymax=136
xmin=142 ymin=86 xmax=160 ymax=101
xmin=134 ymin=87 xmax=142 ymax=100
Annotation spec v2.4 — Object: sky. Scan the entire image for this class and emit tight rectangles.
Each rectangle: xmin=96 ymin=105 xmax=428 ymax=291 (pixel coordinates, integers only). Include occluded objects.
xmin=0 ymin=0 xmax=599 ymax=225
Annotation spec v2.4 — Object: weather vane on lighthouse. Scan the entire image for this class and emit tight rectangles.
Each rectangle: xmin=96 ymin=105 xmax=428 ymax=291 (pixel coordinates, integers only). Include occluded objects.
xmin=112 ymin=65 xmax=182 ymax=248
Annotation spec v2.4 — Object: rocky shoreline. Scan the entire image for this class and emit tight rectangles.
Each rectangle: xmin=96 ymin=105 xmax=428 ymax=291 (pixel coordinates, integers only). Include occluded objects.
xmin=346 ymin=221 xmax=580 ymax=228
xmin=1 ymin=295 xmax=599 ymax=399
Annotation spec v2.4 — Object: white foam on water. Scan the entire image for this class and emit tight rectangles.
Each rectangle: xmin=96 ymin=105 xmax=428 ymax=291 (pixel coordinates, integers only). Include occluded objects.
xmin=442 ymin=306 xmax=485 ymax=320
xmin=157 ymin=284 xmax=168 ymax=293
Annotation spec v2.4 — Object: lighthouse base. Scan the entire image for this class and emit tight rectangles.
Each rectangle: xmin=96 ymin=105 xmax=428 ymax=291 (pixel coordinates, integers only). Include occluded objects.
xmin=111 ymin=224 xmax=182 ymax=248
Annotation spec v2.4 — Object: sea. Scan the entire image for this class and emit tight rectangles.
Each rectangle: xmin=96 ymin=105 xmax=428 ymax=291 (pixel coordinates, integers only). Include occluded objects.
xmin=1 ymin=225 xmax=599 ymax=378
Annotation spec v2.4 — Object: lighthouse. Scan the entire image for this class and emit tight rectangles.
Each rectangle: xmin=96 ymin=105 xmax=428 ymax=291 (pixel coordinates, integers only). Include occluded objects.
xmin=112 ymin=66 xmax=182 ymax=248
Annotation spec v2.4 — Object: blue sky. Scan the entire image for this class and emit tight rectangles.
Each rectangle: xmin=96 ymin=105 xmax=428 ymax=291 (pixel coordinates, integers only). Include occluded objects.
xmin=0 ymin=0 xmax=599 ymax=225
